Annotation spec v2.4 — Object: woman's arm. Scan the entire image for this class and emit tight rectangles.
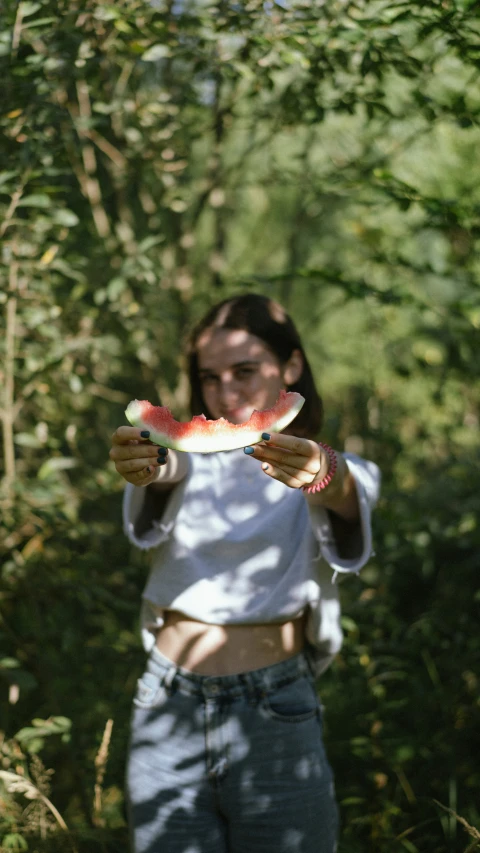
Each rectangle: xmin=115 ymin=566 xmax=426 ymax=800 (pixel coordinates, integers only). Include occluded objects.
xmin=138 ymin=450 xmax=189 ymax=533
xmin=243 ymin=434 xmax=379 ymax=564
xmin=148 ymin=449 xmax=189 ymax=491
xmin=109 ymin=426 xmax=188 ymax=491
xmin=243 ymin=433 xmax=358 ymax=518
xmin=110 ymin=427 xmax=189 ymax=547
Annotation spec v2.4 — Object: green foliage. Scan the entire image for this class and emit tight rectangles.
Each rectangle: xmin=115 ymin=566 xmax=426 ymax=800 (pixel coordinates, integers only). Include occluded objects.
xmin=1 ymin=0 xmax=479 ymax=850
xmin=15 ymin=717 xmax=72 ymax=754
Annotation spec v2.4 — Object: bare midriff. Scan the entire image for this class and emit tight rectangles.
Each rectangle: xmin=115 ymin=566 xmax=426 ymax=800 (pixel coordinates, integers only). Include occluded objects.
xmin=155 ymin=609 xmax=308 ymax=676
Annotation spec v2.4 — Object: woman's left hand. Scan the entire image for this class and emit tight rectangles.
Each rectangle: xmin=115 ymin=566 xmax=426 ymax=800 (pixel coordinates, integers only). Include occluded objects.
xmin=244 ymin=433 xmax=327 ymax=490
xmin=244 ymin=433 xmax=359 ymax=521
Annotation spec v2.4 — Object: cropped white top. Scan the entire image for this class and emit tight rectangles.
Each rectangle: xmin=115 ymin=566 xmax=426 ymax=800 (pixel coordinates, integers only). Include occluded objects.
xmin=123 ymin=450 xmax=380 ymax=675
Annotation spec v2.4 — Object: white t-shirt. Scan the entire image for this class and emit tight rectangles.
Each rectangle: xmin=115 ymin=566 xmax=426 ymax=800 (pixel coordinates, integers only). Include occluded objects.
xmin=123 ymin=450 xmax=380 ymax=675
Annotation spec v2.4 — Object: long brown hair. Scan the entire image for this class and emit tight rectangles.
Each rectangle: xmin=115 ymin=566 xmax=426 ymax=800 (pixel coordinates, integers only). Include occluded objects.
xmin=187 ymin=293 xmax=323 ymax=439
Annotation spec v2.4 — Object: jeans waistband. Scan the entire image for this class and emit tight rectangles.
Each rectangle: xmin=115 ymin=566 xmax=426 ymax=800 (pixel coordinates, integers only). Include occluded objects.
xmin=147 ymin=646 xmax=314 ymax=699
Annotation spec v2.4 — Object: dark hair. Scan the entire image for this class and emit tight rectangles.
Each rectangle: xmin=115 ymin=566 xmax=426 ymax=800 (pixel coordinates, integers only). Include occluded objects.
xmin=187 ymin=293 xmax=323 ymax=439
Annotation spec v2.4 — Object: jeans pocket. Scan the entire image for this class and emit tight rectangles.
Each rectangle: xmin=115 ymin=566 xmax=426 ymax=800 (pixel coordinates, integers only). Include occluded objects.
xmin=133 ymin=671 xmax=169 ymax=710
xmin=262 ymin=676 xmax=320 ymax=723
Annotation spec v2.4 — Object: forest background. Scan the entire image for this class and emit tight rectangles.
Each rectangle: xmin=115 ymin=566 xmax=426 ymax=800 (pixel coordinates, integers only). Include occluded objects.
xmin=1 ymin=0 xmax=479 ymax=851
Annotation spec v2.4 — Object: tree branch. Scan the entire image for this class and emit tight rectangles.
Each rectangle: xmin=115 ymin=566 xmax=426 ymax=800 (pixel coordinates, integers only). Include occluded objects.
xmin=1 ymin=255 xmax=18 ymax=504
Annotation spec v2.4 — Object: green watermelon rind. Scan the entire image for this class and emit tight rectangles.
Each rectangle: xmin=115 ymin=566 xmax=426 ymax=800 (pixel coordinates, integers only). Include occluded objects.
xmin=125 ymin=391 xmax=305 ymax=453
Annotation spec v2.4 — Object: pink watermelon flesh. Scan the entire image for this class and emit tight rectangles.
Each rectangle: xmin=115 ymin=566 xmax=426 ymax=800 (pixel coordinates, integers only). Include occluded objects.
xmin=125 ymin=390 xmax=305 ymax=453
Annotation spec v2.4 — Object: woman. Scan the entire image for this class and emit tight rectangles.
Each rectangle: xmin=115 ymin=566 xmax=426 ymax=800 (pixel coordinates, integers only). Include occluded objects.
xmin=110 ymin=293 xmax=380 ymax=853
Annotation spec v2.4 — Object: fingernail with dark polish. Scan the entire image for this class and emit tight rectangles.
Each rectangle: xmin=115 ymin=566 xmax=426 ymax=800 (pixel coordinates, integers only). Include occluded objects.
xmin=262 ymin=433 xmax=271 ymax=441
xmin=158 ymin=457 xmax=167 ymax=465
xmin=157 ymin=447 xmax=168 ymax=456
xmin=141 ymin=431 xmax=150 ymax=438
xmin=244 ymin=447 xmax=254 ymax=455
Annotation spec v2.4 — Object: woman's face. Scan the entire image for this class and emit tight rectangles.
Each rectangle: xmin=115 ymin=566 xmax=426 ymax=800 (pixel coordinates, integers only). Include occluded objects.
xmin=196 ymin=328 xmax=301 ymax=424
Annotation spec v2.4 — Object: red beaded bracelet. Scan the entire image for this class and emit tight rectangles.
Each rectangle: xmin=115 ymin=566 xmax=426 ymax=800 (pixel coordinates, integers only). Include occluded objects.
xmin=302 ymin=442 xmax=338 ymax=494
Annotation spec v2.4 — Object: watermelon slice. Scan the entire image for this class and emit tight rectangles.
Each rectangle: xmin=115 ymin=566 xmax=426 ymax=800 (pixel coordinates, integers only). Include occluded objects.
xmin=125 ymin=390 xmax=305 ymax=453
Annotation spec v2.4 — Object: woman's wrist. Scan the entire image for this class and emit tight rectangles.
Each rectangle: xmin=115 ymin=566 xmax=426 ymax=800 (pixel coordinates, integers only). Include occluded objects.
xmin=302 ymin=443 xmax=337 ymax=495
xmin=304 ymin=449 xmax=359 ymax=521
xmin=148 ymin=449 xmax=189 ymax=490
xmin=148 ymin=465 xmax=167 ymax=488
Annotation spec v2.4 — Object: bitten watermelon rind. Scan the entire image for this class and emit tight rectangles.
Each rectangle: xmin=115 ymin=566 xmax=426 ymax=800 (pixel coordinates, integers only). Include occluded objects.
xmin=125 ymin=390 xmax=305 ymax=453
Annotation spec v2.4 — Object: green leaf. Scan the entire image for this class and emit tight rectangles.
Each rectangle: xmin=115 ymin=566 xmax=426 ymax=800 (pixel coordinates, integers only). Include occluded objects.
xmin=52 ymin=208 xmax=79 ymax=227
xmin=138 ymin=234 xmax=165 ymax=252
xmin=14 ymin=432 xmax=43 ymax=448
xmin=71 ymin=283 xmax=87 ymax=300
xmin=20 ymin=1 xmax=41 ymax=16
xmin=93 ymin=5 xmax=120 ymax=20
xmin=17 ymin=194 xmax=51 ymax=208
xmin=1 ymin=834 xmax=28 ymax=851
xmin=341 ymin=616 xmax=358 ymax=633
xmin=92 ymin=100 xmax=121 ymax=114
xmin=37 ymin=457 xmax=79 ymax=479
xmin=0 ymin=657 xmax=21 ymax=669
xmin=107 ymin=277 xmax=126 ymax=300
xmin=141 ymin=44 xmax=171 ymax=62
xmin=25 ymin=53 xmax=44 ymax=65
xmin=401 ymin=840 xmax=419 ymax=853
xmin=94 ymin=287 xmax=107 ymax=305
xmin=15 ymin=716 xmax=72 ymax=754
xmin=51 ymin=258 xmax=86 ymax=282
xmin=395 ymin=745 xmax=415 ymax=763
xmin=21 ymin=17 xmax=58 ymax=28
xmin=0 ymin=170 xmax=19 ymax=188
xmin=69 ymin=374 xmax=83 ymax=393
xmin=340 ymin=797 xmax=366 ymax=806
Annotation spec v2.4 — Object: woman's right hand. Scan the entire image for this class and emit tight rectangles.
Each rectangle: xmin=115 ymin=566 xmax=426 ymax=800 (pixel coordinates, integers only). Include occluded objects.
xmin=109 ymin=427 xmax=168 ymax=487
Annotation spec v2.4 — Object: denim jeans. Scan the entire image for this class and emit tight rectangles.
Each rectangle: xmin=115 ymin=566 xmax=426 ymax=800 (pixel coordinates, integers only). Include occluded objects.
xmin=126 ymin=647 xmax=338 ymax=853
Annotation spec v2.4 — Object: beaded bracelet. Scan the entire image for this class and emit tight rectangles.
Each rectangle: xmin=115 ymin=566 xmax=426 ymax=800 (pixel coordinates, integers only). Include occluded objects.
xmin=302 ymin=442 xmax=337 ymax=494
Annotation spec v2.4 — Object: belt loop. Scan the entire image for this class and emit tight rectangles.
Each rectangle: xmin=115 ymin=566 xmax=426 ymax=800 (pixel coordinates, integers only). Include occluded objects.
xmin=303 ymin=647 xmax=317 ymax=682
xmin=163 ymin=664 xmax=177 ymax=695
xmin=243 ymin=671 xmax=259 ymax=706
xmin=257 ymin=668 xmax=272 ymax=703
